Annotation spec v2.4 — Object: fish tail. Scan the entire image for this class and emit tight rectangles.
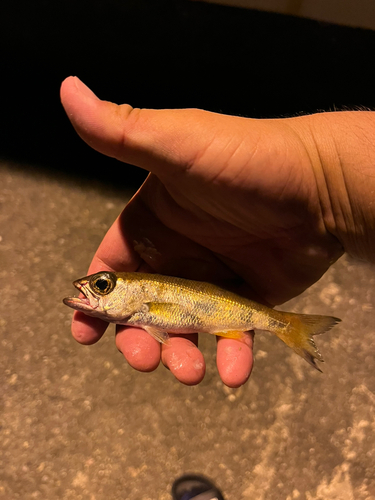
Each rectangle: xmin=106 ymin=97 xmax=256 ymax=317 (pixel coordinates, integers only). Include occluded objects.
xmin=271 ymin=312 xmax=341 ymax=371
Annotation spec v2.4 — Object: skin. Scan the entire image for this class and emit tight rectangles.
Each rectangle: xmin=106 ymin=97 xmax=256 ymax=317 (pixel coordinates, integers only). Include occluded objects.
xmin=60 ymin=76 xmax=375 ymax=387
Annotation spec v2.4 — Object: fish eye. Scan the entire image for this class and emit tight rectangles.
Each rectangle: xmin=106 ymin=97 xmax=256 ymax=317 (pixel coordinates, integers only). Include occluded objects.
xmin=91 ymin=273 xmax=116 ymax=295
xmin=95 ymin=278 xmax=110 ymax=292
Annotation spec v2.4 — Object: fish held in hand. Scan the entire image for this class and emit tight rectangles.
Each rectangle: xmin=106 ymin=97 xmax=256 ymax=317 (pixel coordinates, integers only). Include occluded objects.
xmin=63 ymin=272 xmax=341 ymax=370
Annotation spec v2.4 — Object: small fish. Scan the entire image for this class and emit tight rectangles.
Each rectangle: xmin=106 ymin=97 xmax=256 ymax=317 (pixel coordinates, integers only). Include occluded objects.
xmin=63 ymin=271 xmax=341 ymax=371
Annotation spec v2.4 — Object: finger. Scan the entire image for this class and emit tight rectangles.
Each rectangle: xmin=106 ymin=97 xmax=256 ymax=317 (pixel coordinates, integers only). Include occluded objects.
xmin=115 ymin=326 xmax=161 ymax=372
xmin=118 ymin=179 xmax=243 ymax=283
xmin=70 ymin=312 xmax=108 ymax=345
xmin=216 ymin=333 xmax=254 ymax=388
xmin=87 ymin=213 xmax=142 ymax=276
xmin=60 ymin=76 xmax=244 ymax=178
xmin=161 ymin=334 xmax=205 ymax=386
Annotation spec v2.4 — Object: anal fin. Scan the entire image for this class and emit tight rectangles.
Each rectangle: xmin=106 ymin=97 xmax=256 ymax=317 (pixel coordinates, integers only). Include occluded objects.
xmin=213 ymin=330 xmax=246 ymax=340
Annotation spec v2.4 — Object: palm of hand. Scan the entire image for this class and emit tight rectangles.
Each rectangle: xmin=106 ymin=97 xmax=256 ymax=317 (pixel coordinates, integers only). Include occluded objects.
xmin=127 ymin=122 xmax=342 ymax=306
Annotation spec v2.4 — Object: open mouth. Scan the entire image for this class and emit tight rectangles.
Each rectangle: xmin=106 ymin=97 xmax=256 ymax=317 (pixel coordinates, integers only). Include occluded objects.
xmin=63 ymin=280 xmax=98 ymax=311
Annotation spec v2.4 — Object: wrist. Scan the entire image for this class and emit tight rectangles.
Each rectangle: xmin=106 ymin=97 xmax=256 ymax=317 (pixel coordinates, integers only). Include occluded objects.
xmin=290 ymin=111 xmax=375 ymax=262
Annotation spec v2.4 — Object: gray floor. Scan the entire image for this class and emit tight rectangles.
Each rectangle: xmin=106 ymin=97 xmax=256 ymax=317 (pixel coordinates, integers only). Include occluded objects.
xmin=1 ymin=161 xmax=375 ymax=500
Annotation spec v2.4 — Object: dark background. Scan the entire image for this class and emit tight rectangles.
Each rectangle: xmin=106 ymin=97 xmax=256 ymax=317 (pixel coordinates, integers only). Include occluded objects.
xmin=2 ymin=0 xmax=375 ymax=187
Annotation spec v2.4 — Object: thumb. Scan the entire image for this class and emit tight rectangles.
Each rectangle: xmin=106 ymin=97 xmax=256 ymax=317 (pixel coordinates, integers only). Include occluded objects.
xmin=60 ymin=76 xmax=229 ymax=176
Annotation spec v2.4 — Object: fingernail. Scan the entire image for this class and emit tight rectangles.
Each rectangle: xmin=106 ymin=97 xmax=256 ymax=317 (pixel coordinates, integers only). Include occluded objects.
xmin=73 ymin=77 xmax=98 ymax=100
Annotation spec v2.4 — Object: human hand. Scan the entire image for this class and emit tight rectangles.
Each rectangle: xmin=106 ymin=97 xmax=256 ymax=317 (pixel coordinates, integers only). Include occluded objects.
xmin=61 ymin=76 xmax=375 ymax=387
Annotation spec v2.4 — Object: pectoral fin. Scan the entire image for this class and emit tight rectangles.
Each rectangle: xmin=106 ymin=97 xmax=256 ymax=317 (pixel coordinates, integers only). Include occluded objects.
xmin=143 ymin=326 xmax=171 ymax=344
xmin=142 ymin=302 xmax=196 ymax=343
xmin=142 ymin=302 xmax=186 ymax=344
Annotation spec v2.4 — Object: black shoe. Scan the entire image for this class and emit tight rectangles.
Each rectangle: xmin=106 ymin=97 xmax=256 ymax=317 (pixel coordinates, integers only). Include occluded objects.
xmin=171 ymin=474 xmax=225 ymax=500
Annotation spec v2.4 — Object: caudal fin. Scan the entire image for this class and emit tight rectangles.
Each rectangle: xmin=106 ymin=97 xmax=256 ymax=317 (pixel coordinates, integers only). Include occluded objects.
xmin=273 ymin=312 xmax=341 ymax=371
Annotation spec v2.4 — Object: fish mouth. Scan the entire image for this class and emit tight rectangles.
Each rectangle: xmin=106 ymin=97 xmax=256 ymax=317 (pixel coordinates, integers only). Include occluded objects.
xmin=63 ymin=279 xmax=99 ymax=312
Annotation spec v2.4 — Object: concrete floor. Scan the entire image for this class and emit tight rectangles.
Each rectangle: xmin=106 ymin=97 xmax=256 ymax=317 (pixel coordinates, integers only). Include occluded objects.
xmin=1 ymin=161 xmax=375 ymax=500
